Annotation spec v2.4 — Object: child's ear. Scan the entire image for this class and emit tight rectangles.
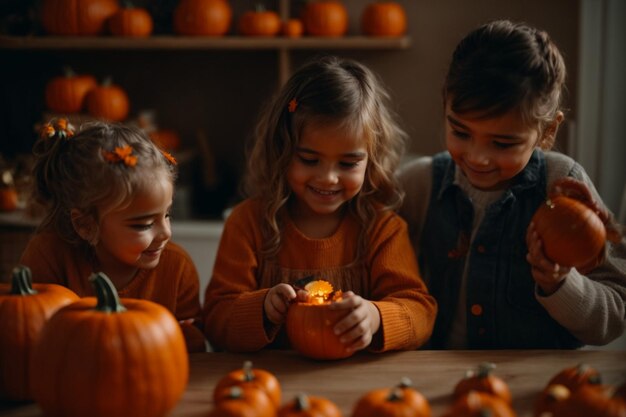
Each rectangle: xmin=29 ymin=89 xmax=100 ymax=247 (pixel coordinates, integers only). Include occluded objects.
xmin=70 ymin=209 xmax=99 ymax=245
xmin=539 ymin=111 xmax=565 ymax=150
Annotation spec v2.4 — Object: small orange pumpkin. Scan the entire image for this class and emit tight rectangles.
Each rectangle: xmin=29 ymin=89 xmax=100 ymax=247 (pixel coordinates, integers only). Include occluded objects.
xmin=238 ymin=5 xmax=281 ymax=37
xmin=454 ymin=362 xmax=512 ymax=405
xmin=441 ymin=391 xmax=516 ymax=417
xmin=85 ymin=77 xmax=130 ymax=121
xmin=0 ymin=187 xmax=18 ymax=212
xmin=214 ymin=360 xmax=282 ymax=409
xmin=174 ymin=0 xmax=232 ymax=36
xmin=45 ymin=67 xmax=97 ymax=114
xmin=553 ymin=383 xmax=626 ymax=417
xmin=361 ymin=1 xmax=407 ymax=37
xmin=279 ymin=393 xmax=342 ymax=417
xmin=0 ymin=266 xmax=78 ymax=401
xmin=30 ymin=272 xmax=188 ymax=417
xmin=210 ymin=386 xmax=275 ymax=417
xmin=41 ymin=0 xmax=119 ymax=36
xmin=546 ymin=363 xmax=601 ymax=392
xmin=534 ymin=384 xmax=571 ymax=417
xmin=532 ymin=196 xmax=607 ymax=269
xmin=149 ymin=129 xmax=182 ymax=151
xmin=281 ymin=18 xmax=304 ymax=37
xmin=108 ymin=3 xmax=153 ymax=37
xmin=301 ymin=1 xmax=348 ymax=37
xmin=351 ymin=377 xmax=431 ymax=417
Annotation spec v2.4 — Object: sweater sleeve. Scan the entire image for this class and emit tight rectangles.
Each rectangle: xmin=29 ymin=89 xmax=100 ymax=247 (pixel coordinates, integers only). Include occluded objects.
xmin=202 ymin=201 xmax=274 ymax=352
xmin=536 ymin=152 xmax=626 ymax=345
xmin=367 ymin=213 xmax=437 ymax=352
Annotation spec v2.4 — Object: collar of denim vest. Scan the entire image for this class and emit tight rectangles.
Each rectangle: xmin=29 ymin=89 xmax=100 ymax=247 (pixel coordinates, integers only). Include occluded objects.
xmin=436 ymin=149 xmax=545 ymax=202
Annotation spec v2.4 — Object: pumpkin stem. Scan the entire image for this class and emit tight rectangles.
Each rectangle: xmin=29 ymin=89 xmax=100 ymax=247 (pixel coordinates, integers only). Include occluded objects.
xmin=294 ymin=393 xmax=310 ymax=410
xmin=242 ymin=360 xmax=255 ymax=381
xmin=545 ymin=198 xmax=555 ymax=209
xmin=398 ymin=376 xmax=412 ymax=389
xmin=386 ymin=387 xmax=405 ymax=402
xmin=90 ymin=272 xmax=126 ymax=313
xmin=62 ymin=66 xmax=76 ymax=78
xmin=101 ymin=76 xmax=113 ymax=87
xmin=477 ymin=362 xmax=496 ymax=378
xmin=478 ymin=409 xmax=493 ymax=417
xmin=10 ymin=265 xmax=37 ymax=296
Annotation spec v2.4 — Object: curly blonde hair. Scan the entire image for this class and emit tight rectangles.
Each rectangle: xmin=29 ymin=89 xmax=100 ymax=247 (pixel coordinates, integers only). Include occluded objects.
xmin=244 ymin=56 xmax=407 ymax=259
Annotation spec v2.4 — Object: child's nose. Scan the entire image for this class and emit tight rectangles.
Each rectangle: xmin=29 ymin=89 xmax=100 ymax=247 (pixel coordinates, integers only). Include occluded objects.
xmin=318 ymin=166 xmax=340 ymax=184
xmin=156 ymin=219 xmax=172 ymax=241
xmin=467 ymin=146 xmax=490 ymax=166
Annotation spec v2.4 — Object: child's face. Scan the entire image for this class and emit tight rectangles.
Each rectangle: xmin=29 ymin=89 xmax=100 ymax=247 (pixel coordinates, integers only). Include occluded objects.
xmin=95 ymin=176 xmax=173 ymax=274
xmin=445 ymin=103 xmax=541 ymax=191
xmin=287 ymin=121 xmax=368 ymax=220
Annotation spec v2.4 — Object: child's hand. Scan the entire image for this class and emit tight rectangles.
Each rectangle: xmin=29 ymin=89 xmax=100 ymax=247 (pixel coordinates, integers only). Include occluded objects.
xmin=329 ymin=291 xmax=381 ymax=353
xmin=526 ymin=221 xmax=571 ymax=295
xmin=264 ymin=283 xmax=307 ymax=325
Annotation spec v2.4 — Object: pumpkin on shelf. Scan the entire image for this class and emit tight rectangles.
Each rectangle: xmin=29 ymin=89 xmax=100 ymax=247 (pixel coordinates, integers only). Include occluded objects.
xmin=108 ymin=2 xmax=153 ymax=37
xmin=45 ymin=67 xmax=97 ymax=114
xmin=301 ymin=0 xmax=349 ymax=37
xmin=453 ymin=362 xmax=512 ymax=405
xmin=85 ymin=77 xmax=130 ymax=122
xmin=238 ymin=5 xmax=281 ymax=37
xmin=351 ymin=377 xmax=431 ymax=417
xmin=286 ymin=279 xmax=352 ymax=360
xmin=41 ymin=0 xmax=119 ymax=36
xmin=210 ymin=386 xmax=275 ymax=417
xmin=361 ymin=1 xmax=407 ymax=37
xmin=149 ymin=129 xmax=182 ymax=152
xmin=0 ymin=169 xmax=18 ymax=212
xmin=213 ymin=360 xmax=282 ymax=409
xmin=0 ymin=266 xmax=78 ymax=401
xmin=279 ymin=393 xmax=342 ymax=417
xmin=174 ymin=0 xmax=232 ymax=36
xmin=30 ymin=272 xmax=188 ymax=417
xmin=441 ymin=391 xmax=516 ymax=417
xmin=281 ymin=18 xmax=304 ymax=38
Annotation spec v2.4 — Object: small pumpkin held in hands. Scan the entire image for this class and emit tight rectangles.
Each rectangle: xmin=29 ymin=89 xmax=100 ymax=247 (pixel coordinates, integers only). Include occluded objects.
xmin=351 ymin=377 xmax=431 ymax=417
xmin=0 ymin=266 xmax=78 ymax=401
xmin=30 ymin=272 xmax=188 ymax=417
xmin=213 ymin=360 xmax=282 ymax=409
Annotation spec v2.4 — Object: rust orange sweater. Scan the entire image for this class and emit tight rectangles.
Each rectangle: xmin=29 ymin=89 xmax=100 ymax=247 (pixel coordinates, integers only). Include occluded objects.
xmin=203 ymin=199 xmax=437 ymax=352
xmin=20 ymin=231 xmax=205 ymax=351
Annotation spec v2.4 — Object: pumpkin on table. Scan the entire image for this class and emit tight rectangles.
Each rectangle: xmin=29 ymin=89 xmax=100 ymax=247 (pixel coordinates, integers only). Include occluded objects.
xmin=85 ymin=77 xmax=130 ymax=122
xmin=279 ymin=393 xmax=342 ymax=417
xmin=108 ymin=2 xmax=153 ymax=37
xmin=238 ymin=5 xmax=281 ymax=37
xmin=552 ymin=383 xmax=626 ymax=417
xmin=210 ymin=386 xmax=275 ymax=417
xmin=30 ymin=272 xmax=188 ymax=417
xmin=41 ymin=0 xmax=119 ymax=36
xmin=301 ymin=0 xmax=349 ymax=37
xmin=453 ymin=362 xmax=512 ymax=405
xmin=214 ymin=360 xmax=282 ymax=409
xmin=441 ymin=391 xmax=516 ymax=417
xmin=0 ymin=266 xmax=78 ymax=401
xmin=174 ymin=0 xmax=232 ymax=36
xmin=45 ymin=67 xmax=97 ymax=114
xmin=351 ymin=377 xmax=431 ymax=417
xmin=361 ymin=1 xmax=407 ymax=37
xmin=546 ymin=363 xmax=601 ymax=392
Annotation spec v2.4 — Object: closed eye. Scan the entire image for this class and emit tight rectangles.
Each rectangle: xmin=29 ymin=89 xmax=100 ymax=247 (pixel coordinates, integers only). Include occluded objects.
xmin=131 ymin=223 xmax=153 ymax=231
xmin=339 ymin=161 xmax=360 ymax=169
xmin=452 ymin=129 xmax=470 ymax=139
xmin=298 ymin=155 xmax=318 ymax=165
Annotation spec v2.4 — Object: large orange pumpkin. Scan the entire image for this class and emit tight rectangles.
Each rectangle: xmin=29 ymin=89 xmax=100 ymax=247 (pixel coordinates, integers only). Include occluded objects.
xmin=0 ymin=266 xmax=78 ymax=401
xmin=279 ymin=393 xmax=342 ymax=417
xmin=238 ymin=6 xmax=281 ymax=37
xmin=361 ymin=1 xmax=407 ymax=37
xmin=351 ymin=377 xmax=431 ymax=417
xmin=85 ymin=77 xmax=130 ymax=121
xmin=214 ymin=360 xmax=281 ymax=409
xmin=454 ymin=362 xmax=512 ymax=405
xmin=286 ymin=280 xmax=352 ymax=360
xmin=45 ymin=67 xmax=97 ymax=114
xmin=531 ymin=196 xmax=606 ymax=269
xmin=174 ymin=0 xmax=232 ymax=36
xmin=301 ymin=1 xmax=349 ymax=37
xmin=41 ymin=0 xmax=119 ymax=36
xmin=108 ymin=4 xmax=153 ymax=37
xmin=30 ymin=272 xmax=188 ymax=417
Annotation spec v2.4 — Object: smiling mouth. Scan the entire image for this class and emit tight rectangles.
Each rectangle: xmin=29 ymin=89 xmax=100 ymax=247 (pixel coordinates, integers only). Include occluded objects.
xmin=309 ymin=186 xmax=340 ymax=196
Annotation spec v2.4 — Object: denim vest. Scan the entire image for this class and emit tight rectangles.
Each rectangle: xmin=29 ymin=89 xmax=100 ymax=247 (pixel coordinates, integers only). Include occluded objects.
xmin=420 ymin=151 xmax=581 ymax=349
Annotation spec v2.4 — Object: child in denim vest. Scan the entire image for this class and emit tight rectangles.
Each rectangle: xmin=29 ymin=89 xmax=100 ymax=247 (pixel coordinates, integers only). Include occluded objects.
xmin=398 ymin=20 xmax=625 ymax=349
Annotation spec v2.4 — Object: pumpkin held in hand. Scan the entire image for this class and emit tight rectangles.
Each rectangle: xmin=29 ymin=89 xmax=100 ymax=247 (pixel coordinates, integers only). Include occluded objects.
xmin=30 ymin=272 xmax=188 ymax=417
xmin=214 ymin=360 xmax=282 ymax=409
xmin=351 ymin=377 xmax=431 ymax=417
xmin=0 ymin=266 xmax=78 ymax=401
xmin=286 ymin=280 xmax=352 ymax=360
xmin=532 ymin=196 xmax=606 ymax=269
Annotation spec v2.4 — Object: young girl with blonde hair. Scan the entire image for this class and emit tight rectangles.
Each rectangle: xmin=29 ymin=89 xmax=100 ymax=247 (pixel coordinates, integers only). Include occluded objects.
xmin=21 ymin=119 xmax=206 ymax=352
xmin=204 ymin=56 xmax=436 ymax=353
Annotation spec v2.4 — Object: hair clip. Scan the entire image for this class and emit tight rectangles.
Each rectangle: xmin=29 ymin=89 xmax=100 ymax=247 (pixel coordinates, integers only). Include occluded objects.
xmin=102 ymin=145 xmax=137 ymax=167
xmin=40 ymin=118 xmax=75 ymax=140
xmin=161 ymin=149 xmax=177 ymax=166
xmin=288 ymin=98 xmax=298 ymax=113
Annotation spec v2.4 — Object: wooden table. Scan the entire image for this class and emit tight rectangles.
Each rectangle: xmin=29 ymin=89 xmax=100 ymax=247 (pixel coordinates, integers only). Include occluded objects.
xmin=2 ymin=349 xmax=625 ymax=416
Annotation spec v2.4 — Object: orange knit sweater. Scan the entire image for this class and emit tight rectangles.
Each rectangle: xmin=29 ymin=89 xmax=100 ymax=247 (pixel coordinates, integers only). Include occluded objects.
xmin=203 ymin=198 xmax=437 ymax=352
xmin=20 ymin=231 xmax=205 ymax=351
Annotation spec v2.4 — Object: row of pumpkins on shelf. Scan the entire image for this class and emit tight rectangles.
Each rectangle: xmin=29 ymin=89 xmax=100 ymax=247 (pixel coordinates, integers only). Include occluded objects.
xmin=40 ymin=0 xmax=407 ymax=38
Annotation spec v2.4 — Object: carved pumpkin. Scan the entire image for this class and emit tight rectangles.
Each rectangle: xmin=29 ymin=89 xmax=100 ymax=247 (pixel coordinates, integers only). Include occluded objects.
xmin=238 ymin=5 xmax=281 ymax=37
xmin=361 ymin=1 xmax=407 ymax=37
xmin=41 ymin=0 xmax=119 ymax=36
xmin=351 ymin=377 xmax=431 ymax=417
xmin=85 ymin=77 xmax=130 ymax=121
xmin=301 ymin=1 xmax=348 ymax=37
xmin=45 ymin=67 xmax=97 ymax=114
xmin=531 ymin=196 xmax=607 ymax=269
xmin=454 ymin=362 xmax=512 ymax=404
xmin=109 ymin=4 xmax=153 ymax=37
xmin=279 ymin=393 xmax=342 ymax=417
xmin=286 ymin=280 xmax=352 ymax=360
xmin=0 ymin=266 xmax=78 ymax=401
xmin=546 ymin=363 xmax=601 ymax=392
xmin=214 ymin=360 xmax=281 ymax=409
xmin=30 ymin=272 xmax=188 ymax=417
xmin=441 ymin=391 xmax=516 ymax=417
xmin=210 ymin=386 xmax=275 ymax=417
xmin=174 ymin=0 xmax=232 ymax=36
xmin=281 ymin=18 xmax=304 ymax=37
xmin=554 ymin=383 xmax=626 ymax=417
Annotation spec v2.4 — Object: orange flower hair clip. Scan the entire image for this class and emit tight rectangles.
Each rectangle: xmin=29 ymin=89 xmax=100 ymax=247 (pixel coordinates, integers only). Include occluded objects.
xmin=40 ymin=118 xmax=75 ymax=140
xmin=160 ymin=149 xmax=177 ymax=166
xmin=288 ymin=98 xmax=298 ymax=113
xmin=102 ymin=145 xmax=137 ymax=167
